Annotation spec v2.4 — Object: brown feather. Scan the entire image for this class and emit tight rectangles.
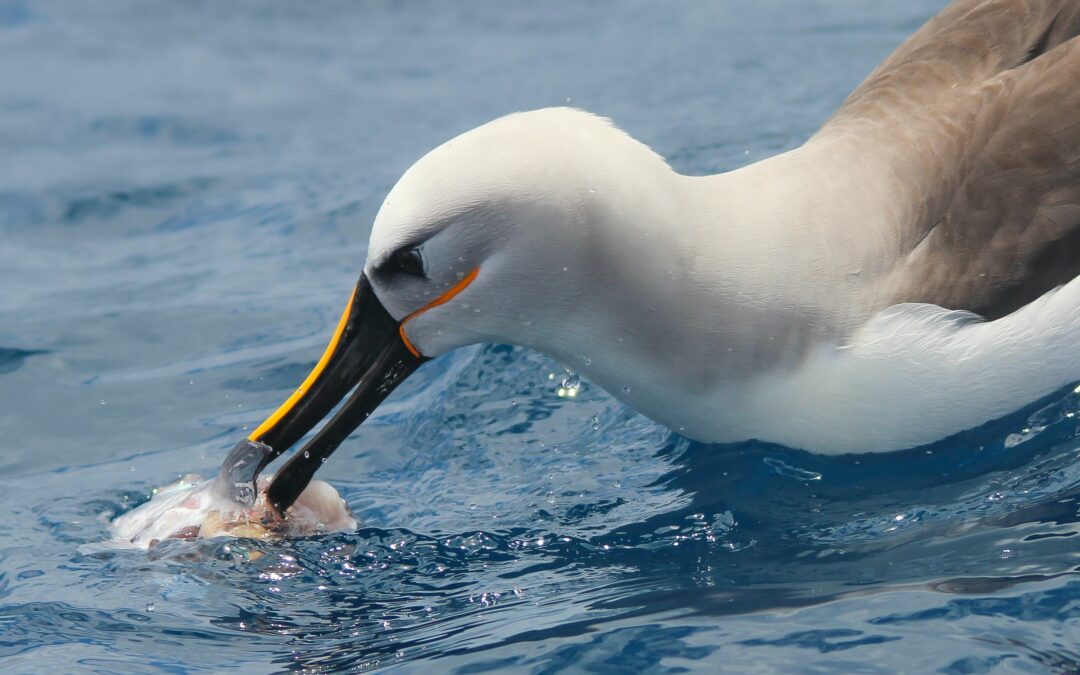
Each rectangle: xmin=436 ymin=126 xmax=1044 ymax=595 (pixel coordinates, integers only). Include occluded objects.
xmin=818 ymin=0 xmax=1080 ymax=319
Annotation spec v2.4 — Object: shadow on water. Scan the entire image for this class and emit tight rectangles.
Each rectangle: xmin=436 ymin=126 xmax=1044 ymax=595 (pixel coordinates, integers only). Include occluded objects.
xmin=636 ymin=382 xmax=1080 ymax=577
xmin=0 ymin=347 xmax=48 ymax=375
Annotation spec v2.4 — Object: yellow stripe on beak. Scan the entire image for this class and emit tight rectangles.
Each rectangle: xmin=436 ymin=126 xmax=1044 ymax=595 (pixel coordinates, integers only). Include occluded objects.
xmin=247 ymin=287 xmax=357 ymax=443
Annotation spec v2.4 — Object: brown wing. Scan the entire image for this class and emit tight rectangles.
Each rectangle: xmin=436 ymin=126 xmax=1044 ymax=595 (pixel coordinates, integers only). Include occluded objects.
xmin=819 ymin=0 xmax=1080 ymax=320
xmin=892 ymin=40 xmax=1080 ymax=319
xmin=833 ymin=0 xmax=1080 ymax=118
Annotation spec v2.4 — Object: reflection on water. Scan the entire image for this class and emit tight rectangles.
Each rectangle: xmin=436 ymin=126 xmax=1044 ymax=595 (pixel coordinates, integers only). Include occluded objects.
xmin=4 ymin=0 xmax=1080 ymax=671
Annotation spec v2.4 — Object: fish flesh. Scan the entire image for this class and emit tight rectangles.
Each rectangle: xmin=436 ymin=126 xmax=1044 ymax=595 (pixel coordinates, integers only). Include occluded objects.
xmin=104 ymin=438 xmax=355 ymax=550
xmin=109 ymin=473 xmax=357 ymax=550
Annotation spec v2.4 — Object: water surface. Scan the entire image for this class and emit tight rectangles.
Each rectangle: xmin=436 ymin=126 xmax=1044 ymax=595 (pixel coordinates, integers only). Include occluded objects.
xmin=5 ymin=1 xmax=1080 ymax=672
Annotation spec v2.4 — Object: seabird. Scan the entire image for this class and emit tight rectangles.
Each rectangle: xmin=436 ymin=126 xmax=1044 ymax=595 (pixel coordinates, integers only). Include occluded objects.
xmin=223 ymin=0 xmax=1080 ymax=512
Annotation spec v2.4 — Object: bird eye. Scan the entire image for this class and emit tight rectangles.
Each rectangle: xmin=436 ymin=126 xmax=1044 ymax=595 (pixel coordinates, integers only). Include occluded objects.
xmin=389 ymin=247 xmax=425 ymax=278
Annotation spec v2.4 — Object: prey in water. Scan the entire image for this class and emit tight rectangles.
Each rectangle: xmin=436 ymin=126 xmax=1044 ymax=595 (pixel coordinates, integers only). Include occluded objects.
xmin=109 ymin=441 xmax=356 ymax=550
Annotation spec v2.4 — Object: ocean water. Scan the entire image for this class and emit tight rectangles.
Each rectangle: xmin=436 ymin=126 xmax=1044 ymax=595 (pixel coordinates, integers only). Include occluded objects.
xmin=3 ymin=0 xmax=1080 ymax=672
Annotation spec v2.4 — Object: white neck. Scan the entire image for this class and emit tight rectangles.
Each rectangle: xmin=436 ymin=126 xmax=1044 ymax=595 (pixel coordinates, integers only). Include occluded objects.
xmin=511 ymin=136 xmax=1080 ymax=454
xmin=527 ymin=139 xmax=889 ymax=381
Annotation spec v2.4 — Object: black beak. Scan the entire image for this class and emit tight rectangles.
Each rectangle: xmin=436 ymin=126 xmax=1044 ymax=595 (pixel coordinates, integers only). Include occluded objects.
xmin=220 ymin=273 xmax=426 ymax=514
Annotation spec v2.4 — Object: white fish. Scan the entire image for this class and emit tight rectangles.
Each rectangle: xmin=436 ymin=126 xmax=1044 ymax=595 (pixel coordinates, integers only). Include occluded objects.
xmin=108 ymin=473 xmax=357 ymax=550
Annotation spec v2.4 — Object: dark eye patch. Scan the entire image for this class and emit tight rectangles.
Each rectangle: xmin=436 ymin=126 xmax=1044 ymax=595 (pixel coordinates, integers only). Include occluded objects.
xmin=387 ymin=247 xmax=425 ymax=278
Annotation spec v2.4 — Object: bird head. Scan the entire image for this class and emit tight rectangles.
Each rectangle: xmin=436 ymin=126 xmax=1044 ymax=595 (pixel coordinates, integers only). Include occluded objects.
xmin=226 ymin=108 xmax=677 ymax=511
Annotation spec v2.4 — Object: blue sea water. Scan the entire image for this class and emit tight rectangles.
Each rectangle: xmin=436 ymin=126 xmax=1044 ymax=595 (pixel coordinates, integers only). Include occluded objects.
xmin=3 ymin=0 xmax=1080 ymax=672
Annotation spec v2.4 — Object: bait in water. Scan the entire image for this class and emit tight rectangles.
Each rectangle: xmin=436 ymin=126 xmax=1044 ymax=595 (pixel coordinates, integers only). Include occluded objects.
xmin=106 ymin=441 xmax=356 ymax=550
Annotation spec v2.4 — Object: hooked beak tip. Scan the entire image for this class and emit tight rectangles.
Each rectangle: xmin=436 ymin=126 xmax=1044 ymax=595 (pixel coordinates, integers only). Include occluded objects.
xmin=221 ymin=274 xmax=424 ymax=513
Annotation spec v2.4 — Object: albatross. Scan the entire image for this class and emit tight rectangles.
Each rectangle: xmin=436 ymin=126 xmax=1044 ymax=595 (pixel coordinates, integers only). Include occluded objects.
xmin=223 ymin=0 xmax=1080 ymax=513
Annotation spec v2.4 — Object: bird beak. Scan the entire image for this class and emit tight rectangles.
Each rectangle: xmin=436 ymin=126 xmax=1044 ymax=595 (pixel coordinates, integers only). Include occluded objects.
xmin=221 ymin=273 xmax=426 ymax=514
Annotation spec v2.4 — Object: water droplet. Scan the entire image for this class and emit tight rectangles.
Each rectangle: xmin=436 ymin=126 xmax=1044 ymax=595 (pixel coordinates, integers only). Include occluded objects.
xmin=590 ymin=413 xmax=600 ymax=430
xmin=583 ymin=358 xmax=592 ymax=366
xmin=145 ymin=602 xmax=155 ymax=612
xmin=99 ymin=400 xmax=106 ymax=405
xmin=557 ymin=370 xmax=582 ymax=398
xmin=621 ymin=385 xmax=631 ymax=394
xmin=562 ymin=266 xmax=568 ymax=272
xmin=303 ymin=450 xmax=310 ymax=459
xmin=188 ymin=380 xmax=195 ymax=385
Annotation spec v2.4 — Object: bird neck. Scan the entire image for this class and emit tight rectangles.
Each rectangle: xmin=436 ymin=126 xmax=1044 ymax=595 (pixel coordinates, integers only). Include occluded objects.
xmin=533 ymin=140 xmax=896 ymax=431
